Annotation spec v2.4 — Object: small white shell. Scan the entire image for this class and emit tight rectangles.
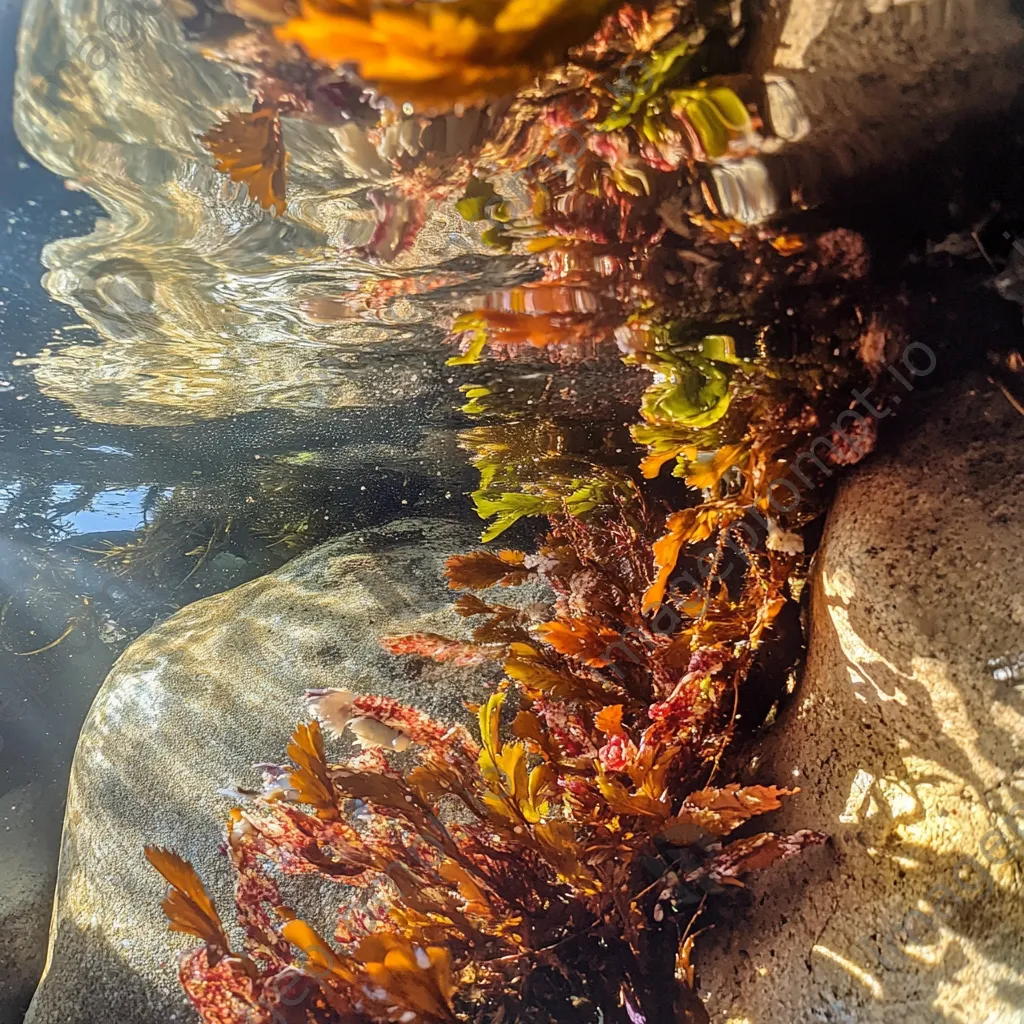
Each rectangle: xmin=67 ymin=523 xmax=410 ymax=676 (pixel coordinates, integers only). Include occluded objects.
xmin=347 ymin=716 xmax=412 ymax=752
xmin=308 ymin=688 xmax=355 ymax=736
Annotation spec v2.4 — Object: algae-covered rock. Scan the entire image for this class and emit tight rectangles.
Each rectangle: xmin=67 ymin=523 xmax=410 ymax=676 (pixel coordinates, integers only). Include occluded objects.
xmin=700 ymin=376 xmax=1024 ymax=1023
xmin=24 ymin=518 xmax=506 ymax=1024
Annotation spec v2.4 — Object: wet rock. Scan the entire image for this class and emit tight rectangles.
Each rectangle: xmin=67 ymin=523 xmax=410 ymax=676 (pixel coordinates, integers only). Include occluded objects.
xmin=699 ymin=376 xmax=1024 ymax=1022
xmin=0 ymin=781 xmax=61 ymax=1022
xmin=758 ymin=0 xmax=1024 ymax=209
xmin=24 ymin=518 xmax=508 ymax=1024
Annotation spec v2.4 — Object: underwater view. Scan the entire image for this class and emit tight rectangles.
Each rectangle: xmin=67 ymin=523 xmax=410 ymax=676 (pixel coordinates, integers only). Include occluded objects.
xmin=1 ymin=0 xmax=1023 ymax=1021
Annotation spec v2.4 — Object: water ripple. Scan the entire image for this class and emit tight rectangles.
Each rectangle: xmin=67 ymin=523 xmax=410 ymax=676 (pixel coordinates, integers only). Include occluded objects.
xmin=12 ymin=0 xmax=514 ymax=425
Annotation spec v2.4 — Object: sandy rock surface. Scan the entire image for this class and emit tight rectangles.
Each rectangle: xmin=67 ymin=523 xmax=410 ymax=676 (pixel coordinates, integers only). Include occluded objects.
xmin=699 ymin=376 xmax=1024 ymax=1023
xmin=0 ymin=782 xmax=60 ymax=1022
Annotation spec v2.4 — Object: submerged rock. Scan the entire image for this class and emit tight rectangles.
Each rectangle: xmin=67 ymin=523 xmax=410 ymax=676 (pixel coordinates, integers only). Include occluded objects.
xmin=700 ymin=376 xmax=1024 ymax=1022
xmin=24 ymin=518 xmax=505 ymax=1024
xmin=0 ymin=782 xmax=62 ymax=1022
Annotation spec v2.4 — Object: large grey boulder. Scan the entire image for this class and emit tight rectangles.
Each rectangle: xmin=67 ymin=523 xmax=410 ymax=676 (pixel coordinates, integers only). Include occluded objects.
xmin=24 ymin=518 xmax=502 ymax=1024
xmin=699 ymin=375 xmax=1024 ymax=1023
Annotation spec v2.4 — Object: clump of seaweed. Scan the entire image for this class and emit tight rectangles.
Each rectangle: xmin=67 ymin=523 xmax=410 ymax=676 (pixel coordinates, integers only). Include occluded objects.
xmin=149 ymin=1 xmax=915 ymax=1020
xmin=145 ymin=327 xmax=870 ymax=1022
xmin=148 ymin=534 xmax=826 ymax=1019
xmin=84 ymin=514 xmax=235 ymax=583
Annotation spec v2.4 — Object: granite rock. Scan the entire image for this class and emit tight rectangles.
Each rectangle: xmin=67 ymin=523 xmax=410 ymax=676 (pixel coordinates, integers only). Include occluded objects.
xmin=699 ymin=376 xmax=1024 ymax=1023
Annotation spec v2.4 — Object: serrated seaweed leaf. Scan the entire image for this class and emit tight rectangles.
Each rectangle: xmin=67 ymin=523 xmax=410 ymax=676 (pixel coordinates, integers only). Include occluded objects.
xmin=535 ymin=616 xmax=619 ymax=667
xmin=145 ymin=847 xmax=231 ymax=964
xmin=697 ymin=830 xmax=828 ymax=885
xmin=286 ymin=720 xmax=339 ymax=821
xmin=445 ymin=549 xmax=532 ymax=589
xmin=358 ymin=933 xmax=457 ymax=1022
xmin=642 ymin=507 xmax=720 ymax=614
xmin=201 ymin=107 xmax=286 ymax=216
xmin=664 ymin=784 xmax=797 ymax=838
xmin=381 ymin=632 xmax=504 ymax=666
xmin=281 ymin=918 xmax=354 ymax=981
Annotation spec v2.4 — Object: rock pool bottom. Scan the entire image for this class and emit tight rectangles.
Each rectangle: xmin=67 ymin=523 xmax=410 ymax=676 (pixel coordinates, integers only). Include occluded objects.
xmin=10 ymin=374 xmax=1024 ymax=1024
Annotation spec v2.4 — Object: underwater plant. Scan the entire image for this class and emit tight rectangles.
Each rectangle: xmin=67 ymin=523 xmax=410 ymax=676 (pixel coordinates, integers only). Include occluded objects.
xmin=190 ymin=0 xmax=790 ymax=256
xmin=146 ymin=322 xmax=876 ymax=1021
xmin=202 ymin=104 xmax=288 ymax=215
xmin=148 ymin=2 xmax=918 ymax=1021
xmin=148 ymin=523 xmax=827 ymax=1020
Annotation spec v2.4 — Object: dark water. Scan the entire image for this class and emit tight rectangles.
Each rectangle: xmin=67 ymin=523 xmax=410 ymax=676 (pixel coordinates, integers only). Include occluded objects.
xmin=0 ymin=0 xmax=110 ymax=850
